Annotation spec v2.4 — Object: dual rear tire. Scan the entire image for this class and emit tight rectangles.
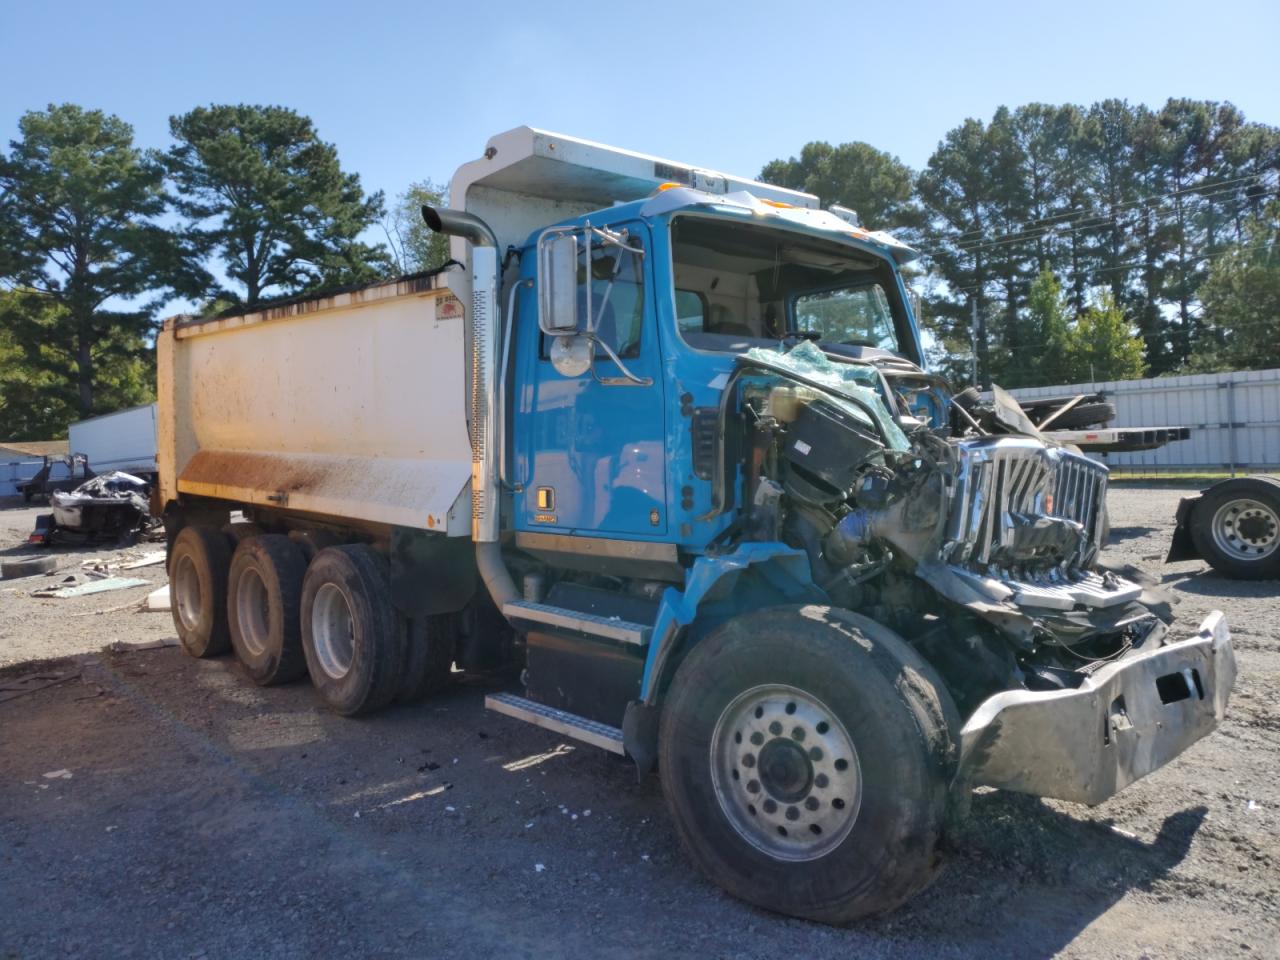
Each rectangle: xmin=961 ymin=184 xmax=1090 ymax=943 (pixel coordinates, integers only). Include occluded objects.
xmin=168 ymin=525 xmax=455 ymax=713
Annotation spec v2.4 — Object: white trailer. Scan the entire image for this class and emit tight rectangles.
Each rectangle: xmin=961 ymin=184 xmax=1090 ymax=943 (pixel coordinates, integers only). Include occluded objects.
xmin=69 ymin=403 xmax=158 ymax=478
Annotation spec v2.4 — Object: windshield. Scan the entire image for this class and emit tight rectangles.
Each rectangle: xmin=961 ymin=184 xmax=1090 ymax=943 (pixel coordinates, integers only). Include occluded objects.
xmin=669 ymin=215 xmax=911 ymax=357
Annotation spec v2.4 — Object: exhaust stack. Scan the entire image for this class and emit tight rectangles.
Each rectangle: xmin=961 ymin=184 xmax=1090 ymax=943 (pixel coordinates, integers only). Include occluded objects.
xmin=422 ymin=205 xmax=517 ymax=608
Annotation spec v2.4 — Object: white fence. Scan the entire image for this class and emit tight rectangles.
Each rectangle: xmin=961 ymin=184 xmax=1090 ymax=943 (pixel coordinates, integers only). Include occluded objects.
xmin=1007 ymin=368 xmax=1280 ymax=473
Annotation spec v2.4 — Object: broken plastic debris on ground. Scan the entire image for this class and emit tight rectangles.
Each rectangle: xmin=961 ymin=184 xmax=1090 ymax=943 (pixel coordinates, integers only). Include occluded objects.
xmin=32 ymin=576 xmax=150 ymax=599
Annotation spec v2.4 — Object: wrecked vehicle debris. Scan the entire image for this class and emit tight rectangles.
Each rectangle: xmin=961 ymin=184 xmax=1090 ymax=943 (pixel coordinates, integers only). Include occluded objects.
xmin=17 ymin=454 xmax=94 ymax=503
xmin=29 ymin=471 xmax=160 ymax=547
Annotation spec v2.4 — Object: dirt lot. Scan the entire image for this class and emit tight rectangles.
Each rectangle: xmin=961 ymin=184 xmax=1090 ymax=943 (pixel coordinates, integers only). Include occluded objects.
xmin=1 ymin=488 xmax=1277 ymax=959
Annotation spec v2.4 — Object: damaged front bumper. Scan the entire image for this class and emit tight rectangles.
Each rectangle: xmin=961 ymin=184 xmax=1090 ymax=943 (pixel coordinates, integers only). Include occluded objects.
xmin=957 ymin=611 xmax=1236 ymax=805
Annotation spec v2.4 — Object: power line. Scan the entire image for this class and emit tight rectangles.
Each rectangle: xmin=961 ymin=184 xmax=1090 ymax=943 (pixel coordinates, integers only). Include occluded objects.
xmin=941 ymin=167 xmax=1278 ymax=244
xmin=947 ymin=176 xmax=1280 ymax=256
xmin=920 ymin=311 xmax=1280 ymax=353
xmin=941 ymin=240 xmax=1276 ymax=296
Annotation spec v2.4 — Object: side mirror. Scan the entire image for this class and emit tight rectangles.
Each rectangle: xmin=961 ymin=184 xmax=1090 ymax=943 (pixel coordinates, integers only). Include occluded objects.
xmin=538 ymin=233 xmax=580 ymax=335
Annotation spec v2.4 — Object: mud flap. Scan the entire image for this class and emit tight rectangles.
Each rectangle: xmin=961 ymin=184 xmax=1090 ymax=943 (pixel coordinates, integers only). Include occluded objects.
xmin=1166 ymin=494 xmax=1203 ymax=562
xmin=623 ymin=700 xmax=659 ymax=781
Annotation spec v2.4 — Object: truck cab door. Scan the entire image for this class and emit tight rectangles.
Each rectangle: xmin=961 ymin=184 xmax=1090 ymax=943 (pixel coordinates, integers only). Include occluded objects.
xmin=515 ymin=222 xmax=668 ymax=539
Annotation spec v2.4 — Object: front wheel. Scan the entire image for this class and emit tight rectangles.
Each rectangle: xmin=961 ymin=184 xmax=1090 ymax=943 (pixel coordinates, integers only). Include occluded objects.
xmin=658 ymin=605 xmax=959 ymax=923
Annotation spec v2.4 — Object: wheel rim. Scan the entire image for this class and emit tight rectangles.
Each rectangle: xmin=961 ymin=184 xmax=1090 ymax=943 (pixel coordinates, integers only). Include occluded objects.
xmin=235 ymin=566 xmax=271 ymax=657
xmin=311 ymin=582 xmax=355 ymax=679
xmin=1211 ymin=498 xmax=1279 ymax=562
xmin=173 ymin=554 xmax=202 ymax=633
xmin=710 ymin=684 xmax=862 ymax=862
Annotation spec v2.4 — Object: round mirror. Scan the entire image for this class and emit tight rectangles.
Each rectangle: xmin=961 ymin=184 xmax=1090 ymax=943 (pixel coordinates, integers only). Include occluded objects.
xmin=550 ymin=335 xmax=592 ymax=378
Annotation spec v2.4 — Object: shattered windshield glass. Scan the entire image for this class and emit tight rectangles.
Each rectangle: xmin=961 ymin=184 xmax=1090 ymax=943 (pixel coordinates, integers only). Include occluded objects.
xmin=744 ymin=341 xmax=909 ymax=451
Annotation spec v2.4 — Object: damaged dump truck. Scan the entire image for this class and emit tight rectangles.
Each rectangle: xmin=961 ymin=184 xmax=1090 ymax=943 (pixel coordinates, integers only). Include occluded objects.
xmin=156 ymin=128 xmax=1235 ymax=923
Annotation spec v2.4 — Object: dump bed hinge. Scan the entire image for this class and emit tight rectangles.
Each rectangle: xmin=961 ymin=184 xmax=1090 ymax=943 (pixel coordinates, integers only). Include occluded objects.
xmin=485 ymin=693 xmax=626 ymax=755
xmin=501 ymin=600 xmax=652 ymax=647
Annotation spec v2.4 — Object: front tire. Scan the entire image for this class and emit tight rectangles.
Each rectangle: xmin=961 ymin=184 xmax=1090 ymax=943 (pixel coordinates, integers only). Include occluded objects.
xmin=658 ymin=604 xmax=958 ymax=923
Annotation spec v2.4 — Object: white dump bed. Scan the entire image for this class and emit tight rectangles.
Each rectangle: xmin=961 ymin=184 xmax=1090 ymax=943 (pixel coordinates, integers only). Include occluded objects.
xmin=69 ymin=403 xmax=158 ymax=476
xmin=156 ymin=274 xmax=473 ymax=535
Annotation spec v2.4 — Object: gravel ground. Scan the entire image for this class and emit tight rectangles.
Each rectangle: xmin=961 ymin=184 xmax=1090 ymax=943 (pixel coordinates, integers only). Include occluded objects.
xmin=0 ymin=487 xmax=1277 ymax=960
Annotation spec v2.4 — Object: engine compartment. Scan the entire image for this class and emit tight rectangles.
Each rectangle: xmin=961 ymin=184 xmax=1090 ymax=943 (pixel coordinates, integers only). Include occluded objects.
xmin=727 ymin=343 xmax=1173 ymax=713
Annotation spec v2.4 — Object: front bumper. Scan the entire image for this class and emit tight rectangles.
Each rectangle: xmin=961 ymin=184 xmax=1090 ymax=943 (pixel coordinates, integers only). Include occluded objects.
xmin=957 ymin=611 xmax=1236 ymax=805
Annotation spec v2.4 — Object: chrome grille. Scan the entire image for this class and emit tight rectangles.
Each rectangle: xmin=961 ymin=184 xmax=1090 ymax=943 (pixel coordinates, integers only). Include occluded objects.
xmin=943 ymin=438 xmax=1108 ymax=573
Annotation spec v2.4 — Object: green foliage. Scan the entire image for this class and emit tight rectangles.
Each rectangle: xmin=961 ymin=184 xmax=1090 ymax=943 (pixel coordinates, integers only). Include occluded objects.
xmin=0 ymin=293 xmax=77 ymax=440
xmin=0 ymin=104 xmax=184 ymax=421
xmin=1197 ymin=204 xmax=1280 ymax=370
xmin=1066 ymin=293 xmax=1147 ymax=382
xmin=0 ymin=290 xmax=156 ymax=440
xmin=909 ymin=99 xmax=1278 ymax=383
xmin=382 ymin=179 xmax=451 ymax=275
xmin=1008 ymin=266 xmax=1074 ymax=387
xmin=167 ymin=104 xmax=389 ymax=306
xmin=988 ymin=267 xmax=1146 ymax=388
xmin=760 ymin=140 xmax=917 ymax=231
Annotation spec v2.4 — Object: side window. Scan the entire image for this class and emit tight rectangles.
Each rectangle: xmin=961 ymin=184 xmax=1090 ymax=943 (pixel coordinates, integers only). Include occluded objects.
xmin=539 ymin=228 xmax=647 ymax=362
xmin=584 ymin=232 xmax=645 ymax=359
xmin=675 ymin=289 xmax=707 ymax=333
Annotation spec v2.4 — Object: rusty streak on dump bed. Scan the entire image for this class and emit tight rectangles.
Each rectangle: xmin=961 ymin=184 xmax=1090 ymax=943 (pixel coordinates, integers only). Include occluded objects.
xmin=179 ymin=450 xmax=336 ymax=498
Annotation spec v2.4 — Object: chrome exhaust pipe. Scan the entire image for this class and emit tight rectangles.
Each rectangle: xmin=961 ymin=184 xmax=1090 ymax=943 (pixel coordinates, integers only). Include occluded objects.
xmin=423 ymin=206 xmax=517 ymax=607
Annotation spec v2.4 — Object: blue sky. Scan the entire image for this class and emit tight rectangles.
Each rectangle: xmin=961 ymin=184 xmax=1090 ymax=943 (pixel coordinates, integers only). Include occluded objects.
xmin=3 ymin=0 xmax=1277 ymax=204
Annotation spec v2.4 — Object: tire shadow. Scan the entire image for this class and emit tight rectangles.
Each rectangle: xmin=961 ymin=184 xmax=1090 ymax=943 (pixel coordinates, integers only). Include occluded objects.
xmin=1163 ymin=568 xmax=1279 ymax=598
xmin=862 ymin=790 xmax=1207 ymax=957
xmin=1106 ymin=524 xmax=1158 ymax=545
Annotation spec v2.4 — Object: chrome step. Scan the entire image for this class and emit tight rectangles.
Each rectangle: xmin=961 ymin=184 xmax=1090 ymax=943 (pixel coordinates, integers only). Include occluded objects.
xmin=485 ymin=692 xmax=625 ymax=755
xmin=501 ymin=600 xmax=652 ymax=647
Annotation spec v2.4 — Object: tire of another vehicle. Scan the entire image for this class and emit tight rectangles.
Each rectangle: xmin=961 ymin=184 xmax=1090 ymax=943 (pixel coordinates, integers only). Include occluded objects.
xmin=227 ymin=534 xmax=310 ymax=685
xmin=396 ymin=613 xmax=456 ymax=702
xmin=1046 ymin=400 xmax=1116 ymax=430
xmin=300 ymin=545 xmax=402 ymax=716
xmin=658 ymin=604 xmax=960 ymax=924
xmin=1189 ymin=477 xmax=1280 ymax=580
xmin=1 ymin=556 xmax=57 ymax=580
xmin=169 ymin=525 xmax=233 ymax=658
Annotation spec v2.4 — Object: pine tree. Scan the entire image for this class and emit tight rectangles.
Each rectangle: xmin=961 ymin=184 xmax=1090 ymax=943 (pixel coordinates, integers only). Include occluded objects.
xmin=167 ymin=104 xmax=389 ymax=307
xmin=1198 ymin=205 xmax=1280 ymax=370
xmin=0 ymin=104 xmax=188 ymax=421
